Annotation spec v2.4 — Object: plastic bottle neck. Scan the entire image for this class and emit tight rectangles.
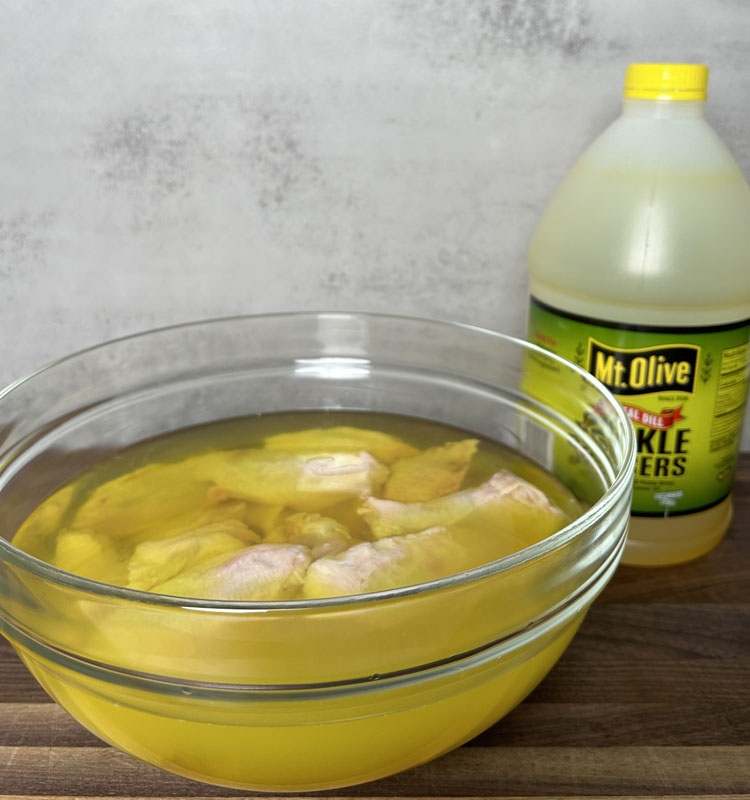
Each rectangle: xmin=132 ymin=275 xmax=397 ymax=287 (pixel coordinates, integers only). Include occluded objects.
xmin=621 ymin=97 xmax=706 ymax=119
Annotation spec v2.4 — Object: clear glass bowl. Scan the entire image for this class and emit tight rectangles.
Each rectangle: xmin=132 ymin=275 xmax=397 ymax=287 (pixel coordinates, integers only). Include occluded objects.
xmin=0 ymin=312 xmax=635 ymax=792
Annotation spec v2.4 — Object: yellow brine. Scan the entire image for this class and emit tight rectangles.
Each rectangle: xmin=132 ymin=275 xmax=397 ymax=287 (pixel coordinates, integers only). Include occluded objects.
xmin=10 ymin=411 xmax=584 ymax=790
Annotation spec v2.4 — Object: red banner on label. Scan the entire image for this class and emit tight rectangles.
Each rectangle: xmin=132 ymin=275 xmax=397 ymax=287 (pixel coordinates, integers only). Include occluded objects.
xmin=622 ymin=403 xmax=684 ymax=429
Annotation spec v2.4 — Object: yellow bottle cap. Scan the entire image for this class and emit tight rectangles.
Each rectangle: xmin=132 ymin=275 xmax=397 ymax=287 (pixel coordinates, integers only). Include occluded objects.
xmin=623 ymin=63 xmax=708 ymax=100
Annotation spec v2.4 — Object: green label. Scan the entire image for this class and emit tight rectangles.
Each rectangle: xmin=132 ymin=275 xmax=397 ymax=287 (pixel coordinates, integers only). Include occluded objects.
xmin=528 ymin=296 xmax=750 ymax=516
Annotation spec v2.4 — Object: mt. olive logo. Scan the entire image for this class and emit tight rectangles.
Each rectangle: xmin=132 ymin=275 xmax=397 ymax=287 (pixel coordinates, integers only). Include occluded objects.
xmin=587 ymin=340 xmax=700 ymax=396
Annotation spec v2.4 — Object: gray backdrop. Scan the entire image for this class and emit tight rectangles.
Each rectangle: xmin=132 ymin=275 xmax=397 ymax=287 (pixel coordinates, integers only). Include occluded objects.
xmin=2 ymin=1 xmax=750 ymax=445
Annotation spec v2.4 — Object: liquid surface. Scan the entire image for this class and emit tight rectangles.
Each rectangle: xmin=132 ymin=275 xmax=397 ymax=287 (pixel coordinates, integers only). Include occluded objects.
xmin=12 ymin=411 xmax=581 ymax=600
xmin=7 ymin=412 xmax=593 ymax=791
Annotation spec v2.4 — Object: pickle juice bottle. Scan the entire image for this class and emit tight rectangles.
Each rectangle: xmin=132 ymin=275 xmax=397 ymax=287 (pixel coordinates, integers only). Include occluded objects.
xmin=527 ymin=64 xmax=750 ymax=566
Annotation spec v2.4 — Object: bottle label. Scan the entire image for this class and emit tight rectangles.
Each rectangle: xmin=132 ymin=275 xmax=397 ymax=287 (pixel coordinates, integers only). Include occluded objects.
xmin=528 ymin=296 xmax=750 ymax=516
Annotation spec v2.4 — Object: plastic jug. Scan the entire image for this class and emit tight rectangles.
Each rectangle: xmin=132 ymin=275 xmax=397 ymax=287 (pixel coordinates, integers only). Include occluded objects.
xmin=527 ymin=63 xmax=750 ymax=565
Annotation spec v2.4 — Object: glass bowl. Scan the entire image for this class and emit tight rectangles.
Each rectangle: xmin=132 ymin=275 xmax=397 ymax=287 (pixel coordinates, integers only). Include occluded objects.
xmin=0 ymin=312 xmax=635 ymax=792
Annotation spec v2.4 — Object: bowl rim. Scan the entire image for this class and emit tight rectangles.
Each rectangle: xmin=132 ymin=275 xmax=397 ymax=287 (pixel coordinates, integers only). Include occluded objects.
xmin=0 ymin=310 xmax=636 ymax=610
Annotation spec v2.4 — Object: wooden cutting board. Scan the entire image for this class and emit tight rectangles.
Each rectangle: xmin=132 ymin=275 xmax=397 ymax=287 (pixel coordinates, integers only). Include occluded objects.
xmin=2 ymin=457 xmax=749 ymax=799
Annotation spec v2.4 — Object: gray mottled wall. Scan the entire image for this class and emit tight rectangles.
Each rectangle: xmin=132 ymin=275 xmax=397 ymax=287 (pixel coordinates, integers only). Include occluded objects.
xmin=3 ymin=1 xmax=750 ymax=443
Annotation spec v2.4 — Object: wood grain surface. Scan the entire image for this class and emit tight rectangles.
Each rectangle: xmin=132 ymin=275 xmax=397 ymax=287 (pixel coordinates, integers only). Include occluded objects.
xmin=2 ymin=458 xmax=749 ymax=799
